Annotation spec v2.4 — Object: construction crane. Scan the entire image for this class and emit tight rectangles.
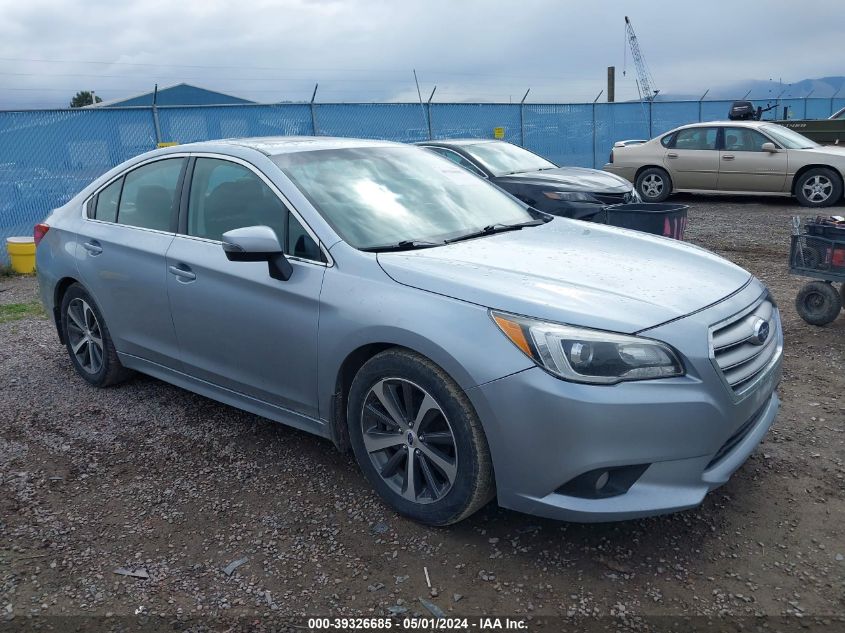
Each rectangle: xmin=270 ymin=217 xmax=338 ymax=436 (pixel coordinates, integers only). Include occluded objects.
xmin=623 ymin=16 xmax=659 ymax=102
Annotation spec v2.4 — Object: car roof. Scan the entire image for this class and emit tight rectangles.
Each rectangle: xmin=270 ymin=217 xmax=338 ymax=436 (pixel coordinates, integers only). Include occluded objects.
xmin=180 ymin=136 xmax=405 ymax=156
xmin=416 ymin=138 xmax=499 ymax=147
xmin=672 ymin=120 xmax=778 ymax=132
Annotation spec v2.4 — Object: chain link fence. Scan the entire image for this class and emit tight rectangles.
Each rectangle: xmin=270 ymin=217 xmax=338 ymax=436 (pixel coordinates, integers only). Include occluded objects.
xmin=2 ymin=97 xmax=844 ymax=262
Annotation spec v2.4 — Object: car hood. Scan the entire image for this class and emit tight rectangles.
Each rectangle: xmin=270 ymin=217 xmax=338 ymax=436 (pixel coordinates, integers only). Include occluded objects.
xmin=495 ymin=166 xmax=632 ymax=192
xmin=377 ymin=220 xmax=751 ymax=333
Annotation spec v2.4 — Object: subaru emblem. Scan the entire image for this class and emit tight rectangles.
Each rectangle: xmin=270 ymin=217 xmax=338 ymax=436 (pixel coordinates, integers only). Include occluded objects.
xmin=751 ymin=318 xmax=770 ymax=346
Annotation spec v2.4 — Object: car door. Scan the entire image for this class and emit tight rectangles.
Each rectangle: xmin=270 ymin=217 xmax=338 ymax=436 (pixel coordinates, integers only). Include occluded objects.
xmin=165 ymin=156 xmax=326 ymax=418
xmin=75 ymin=157 xmax=186 ymax=368
xmin=717 ymin=126 xmax=788 ymax=193
xmin=664 ymin=126 xmax=720 ymax=190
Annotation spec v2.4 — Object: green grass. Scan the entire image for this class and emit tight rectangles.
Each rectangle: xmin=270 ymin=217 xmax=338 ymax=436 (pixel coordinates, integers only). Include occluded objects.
xmin=0 ymin=301 xmax=46 ymax=323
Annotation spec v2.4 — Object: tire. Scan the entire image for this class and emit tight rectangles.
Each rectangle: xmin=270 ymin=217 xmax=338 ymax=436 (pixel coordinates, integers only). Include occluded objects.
xmin=347 ymin=349 xmax=495 ymax=526
xmin=795 ymin=281 xmax=842 ymax=326
xmin=794 ymin=167 xmax=843 ymax=208
xmin=635 ymin=167 xmax=672 ymax=202
xmin=60 ymin=283 xmax=133 ymax=387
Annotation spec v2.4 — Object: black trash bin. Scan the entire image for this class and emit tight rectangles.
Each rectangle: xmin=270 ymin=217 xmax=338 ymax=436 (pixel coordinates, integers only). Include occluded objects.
xmin=598 ymin=203 xmax=689 ymax=240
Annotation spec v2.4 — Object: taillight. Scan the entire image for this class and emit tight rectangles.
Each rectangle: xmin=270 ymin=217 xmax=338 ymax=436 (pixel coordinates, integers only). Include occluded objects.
xmin=608 ymin=150 xmax=614 ymax=164
xmin=34 ymin=223 xmax=50 ymax=247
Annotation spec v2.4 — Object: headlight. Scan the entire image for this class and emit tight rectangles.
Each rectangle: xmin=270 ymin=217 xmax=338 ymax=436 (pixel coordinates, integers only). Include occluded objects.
xmin=491 ymin=311 xmax=684 ymax=385
xmin=542 ymin=191 xmax=597 ymax=203
xmin=626 ymin=189 xmax=642 ymax=203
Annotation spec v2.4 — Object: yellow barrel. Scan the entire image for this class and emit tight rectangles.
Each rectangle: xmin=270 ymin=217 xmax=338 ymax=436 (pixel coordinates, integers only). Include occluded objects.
xmin=6 ymin=237 xmax=37 ymax=274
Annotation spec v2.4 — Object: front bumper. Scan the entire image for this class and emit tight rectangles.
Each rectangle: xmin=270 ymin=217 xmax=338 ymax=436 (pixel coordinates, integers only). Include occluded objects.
xmin=466 ymin=282 xmax=782 ymax=522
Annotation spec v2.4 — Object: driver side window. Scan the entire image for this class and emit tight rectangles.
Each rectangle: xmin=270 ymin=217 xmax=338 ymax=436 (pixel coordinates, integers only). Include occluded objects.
xmin=187 ymin=158 xmax=321 ymax=262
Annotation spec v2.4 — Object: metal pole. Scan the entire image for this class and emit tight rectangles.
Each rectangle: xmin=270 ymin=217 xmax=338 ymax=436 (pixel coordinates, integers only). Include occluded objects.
xmin=831 ymin=86 xmax=842 ymax=117
xmin=742 ymin=89 xmax=752 ymax=99
xmin=699 ymin=89 xmax=709 ymax=122
xmin=310 ymin=83 xmax=319 ymax=136
xmin=607 ymin=66 xmax=615 ymax=102
xmin=593 ymin=90 xmax=603 ymax=103
xmin=648 ymin=100 xmax=653 ymax=138
xmin=151 ymin=84 xmax=162 ymax=145
xmin=592 ymin=100 xmax=597 ymax=168
xmin=427 ymin=86 xmax=436 ymax=140
xmin=413 ymin=69 xmax=428 ymax=135
xmin=520 ymin=88 xmax=530 ymax=147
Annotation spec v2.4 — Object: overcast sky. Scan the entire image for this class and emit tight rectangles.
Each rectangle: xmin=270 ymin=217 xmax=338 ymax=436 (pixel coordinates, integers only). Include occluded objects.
xmin=1 ymin=0 xmax=842 ymax=108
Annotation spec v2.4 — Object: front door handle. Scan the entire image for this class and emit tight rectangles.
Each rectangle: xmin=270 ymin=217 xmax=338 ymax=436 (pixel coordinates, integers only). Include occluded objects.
xmin=722 ymin=154 xmax=735 ymax=161
xmin=168 ymin=265 xmax=196 ymax=281
xmin=82 ymin=241 xmax=103 ymax=256
xmin=666 ymin=152 xmax=679 ymax=159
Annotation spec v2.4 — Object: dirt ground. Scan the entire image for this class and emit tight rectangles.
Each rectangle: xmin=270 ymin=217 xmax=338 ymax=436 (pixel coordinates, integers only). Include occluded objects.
xmin=1 ymin=195 xmax=844 ymax=631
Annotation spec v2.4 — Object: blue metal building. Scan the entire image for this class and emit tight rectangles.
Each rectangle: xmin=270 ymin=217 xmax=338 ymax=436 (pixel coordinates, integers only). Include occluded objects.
xmin=95 ymin=83 xmax=254 ymax=107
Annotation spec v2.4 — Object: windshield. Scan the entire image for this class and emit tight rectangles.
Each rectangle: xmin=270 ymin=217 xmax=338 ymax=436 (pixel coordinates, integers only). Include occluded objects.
xmin=761 ymin=124 xmax=819 ymax=149
xmin=272 ymin=146 xmax=535 ymax=249
xmin=460 ymin=142 xmax=557 ymax=176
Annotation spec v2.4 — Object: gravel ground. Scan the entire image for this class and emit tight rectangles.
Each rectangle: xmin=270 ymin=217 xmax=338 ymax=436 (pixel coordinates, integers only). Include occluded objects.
xmin=1 ymin=195 xmax=844 ymax=630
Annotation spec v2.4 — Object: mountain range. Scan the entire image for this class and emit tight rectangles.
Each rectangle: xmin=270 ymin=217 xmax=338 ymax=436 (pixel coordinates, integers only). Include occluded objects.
xmin=659 ymin=76 xmax=845 ymax=101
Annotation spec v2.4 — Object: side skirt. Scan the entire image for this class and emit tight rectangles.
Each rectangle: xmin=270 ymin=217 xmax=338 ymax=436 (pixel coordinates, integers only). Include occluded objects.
xmin=117 ymin=352 xmax=331 ymax=439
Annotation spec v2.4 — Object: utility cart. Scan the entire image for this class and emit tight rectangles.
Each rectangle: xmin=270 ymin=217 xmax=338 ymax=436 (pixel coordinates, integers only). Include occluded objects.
xmin=790 ymin=216 xmax=845 ymax=326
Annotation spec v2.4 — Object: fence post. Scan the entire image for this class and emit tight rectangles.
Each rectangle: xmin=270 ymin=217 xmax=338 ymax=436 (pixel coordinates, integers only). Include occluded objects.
xmin=592 ymin=102 xmax=597 ymax=168
xmin=151 ymin=106 xmax=162 ymax=145
xmin=519 ymin=89 xmax=530 ymax=147
xmin=648 ymin=100 xmax=653 ymax=138
xmin=427 ymin=86 xmax=436 ymax=140
xmin=151 ymin=84 xmax=162 ymax=145
xmin=310 ymin=84 xmax=319 ymax=136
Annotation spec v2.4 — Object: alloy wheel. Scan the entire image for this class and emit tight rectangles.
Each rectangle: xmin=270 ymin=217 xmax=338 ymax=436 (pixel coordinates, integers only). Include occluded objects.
xmin=360 ymin=378 xmax=458 ymax=504
xmin=66 ymin=298 xmax=104 ymax=374
xmin=802 ymin=175 xmax=833 ymax=204
xmin=642 ymin=174 xmax=664 ymax=198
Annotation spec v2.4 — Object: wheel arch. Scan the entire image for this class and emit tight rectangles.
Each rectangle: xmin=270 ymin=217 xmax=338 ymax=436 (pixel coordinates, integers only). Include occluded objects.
xmin=52 ymin=276 xmax=81 ymax=343
xmin=328 ymin=341 xmax=472 ymax=454
xmin=635 ymin=164 xmax=671 ymax=182
xmin=791 ymin=164 xmax=844 ymax=196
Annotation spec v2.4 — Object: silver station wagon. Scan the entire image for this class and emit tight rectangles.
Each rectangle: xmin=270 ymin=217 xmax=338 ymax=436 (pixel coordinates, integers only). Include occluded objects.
xmin=36 ymin=137 xmax=782 ymax=525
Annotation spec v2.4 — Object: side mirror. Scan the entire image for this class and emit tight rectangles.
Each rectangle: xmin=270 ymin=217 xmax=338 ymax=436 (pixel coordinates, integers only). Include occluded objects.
xmin=761 ymin=142 xmax=778 ymax=153
xmin=221 ymin=225 xmax=293 ymax=281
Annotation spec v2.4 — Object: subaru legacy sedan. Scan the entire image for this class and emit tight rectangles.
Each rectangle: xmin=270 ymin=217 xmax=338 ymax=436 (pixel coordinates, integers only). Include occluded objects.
xmin=36 ymin=137 xmax=782 ymax=525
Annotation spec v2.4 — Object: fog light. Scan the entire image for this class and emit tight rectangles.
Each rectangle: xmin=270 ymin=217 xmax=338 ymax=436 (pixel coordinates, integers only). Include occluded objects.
xmin=556 ymin=464 xmax=650 ymax=499
xmin=594 ymin=471 xmax=610 ymax=491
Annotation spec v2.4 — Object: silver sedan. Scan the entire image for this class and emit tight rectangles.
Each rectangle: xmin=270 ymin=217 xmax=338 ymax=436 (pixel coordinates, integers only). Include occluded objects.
xmin=36 ymin=137 xmax=781 ymax=525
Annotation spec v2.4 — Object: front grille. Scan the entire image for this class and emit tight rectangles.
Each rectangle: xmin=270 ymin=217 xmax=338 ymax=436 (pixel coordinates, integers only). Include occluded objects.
xmin=711 ymin=297 xmax=780 ymax=395
xmin=592 ymin=191 xmax=629 ymax=205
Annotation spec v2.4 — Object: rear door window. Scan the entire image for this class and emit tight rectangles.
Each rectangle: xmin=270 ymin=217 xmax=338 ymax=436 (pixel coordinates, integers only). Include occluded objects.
xmin=117 ymin=158 xmax=185 ymax=232
xmin=723 ymin=127 xmax=769 ymax=152
xmin=673 ymin=128 xmax=718 ymax=151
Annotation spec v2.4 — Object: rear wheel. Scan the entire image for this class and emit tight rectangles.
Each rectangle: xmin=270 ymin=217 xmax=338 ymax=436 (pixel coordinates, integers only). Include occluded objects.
xmin=795 ymin=281 xmax=842 ymax=326
xmin=636 ymin=167 xmax=672 ymax=202
xmin=794 ymin=168 xmax=843 ymax=207
xmin=347 ymin=349 xmax=495 ymax=526
xmin=60 ymin=284 xmax=133 ymax=387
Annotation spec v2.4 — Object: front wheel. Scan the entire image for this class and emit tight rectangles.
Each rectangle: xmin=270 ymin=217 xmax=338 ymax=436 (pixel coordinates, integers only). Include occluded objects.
xmin=794 ymin=168 xmax=843 ymax=207
xmin=795 ymin=281 xmax=842 ymax=326
xmin=635 ymin=167 xmax=672 ymax=202
xmin=347 ymin=349 xmax=495 ymax=526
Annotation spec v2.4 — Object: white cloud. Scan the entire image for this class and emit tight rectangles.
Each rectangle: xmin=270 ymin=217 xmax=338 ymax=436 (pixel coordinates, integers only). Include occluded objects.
xmin=0 ymin=0 xmax=842 ymax=108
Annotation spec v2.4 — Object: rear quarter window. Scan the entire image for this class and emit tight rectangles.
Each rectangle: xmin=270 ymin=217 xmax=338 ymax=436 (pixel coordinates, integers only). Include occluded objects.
xmin=660 ymin=133 xmax=676 ymax=148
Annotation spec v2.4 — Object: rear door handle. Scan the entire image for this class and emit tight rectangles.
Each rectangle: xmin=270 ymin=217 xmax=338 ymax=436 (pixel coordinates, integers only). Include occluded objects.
xmin=168 ymin=265 xmax=196 ymax=281
xmin=722 ymin=154 xmax=735 ymax=161
xmin=666 ymin=152 xmax=679 ymax=159
xmin=82 ymin=241 xmax=102 ymax=255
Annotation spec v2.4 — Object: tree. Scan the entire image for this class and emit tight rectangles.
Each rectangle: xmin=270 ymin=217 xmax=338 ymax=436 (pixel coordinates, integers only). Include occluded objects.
xmin=70 ymin=91 xmax=103 ymax=108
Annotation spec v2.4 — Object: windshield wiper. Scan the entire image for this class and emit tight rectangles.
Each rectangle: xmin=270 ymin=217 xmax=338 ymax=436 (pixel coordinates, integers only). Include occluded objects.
xmin=444 ymin=219 xmax=548 ymax=244
xmin=360 ymin=239 xmax=444 ymax=253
